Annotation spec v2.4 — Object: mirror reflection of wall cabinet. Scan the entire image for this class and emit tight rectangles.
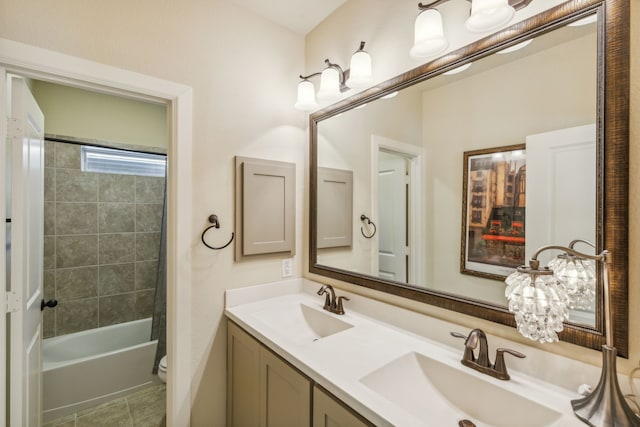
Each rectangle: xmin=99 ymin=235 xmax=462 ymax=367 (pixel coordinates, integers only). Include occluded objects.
xmin=309 ymin=0 xmax=629 ymax=354
xmin=317 ymin=167 xmax=353 ymax=249
xmin=235 ymin=156 xmax=295 ymax=261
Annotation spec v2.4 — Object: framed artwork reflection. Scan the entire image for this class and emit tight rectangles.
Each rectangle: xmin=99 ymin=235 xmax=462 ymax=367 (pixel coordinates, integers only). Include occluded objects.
xmin=461 ymin=144 xmax=526 ymax=280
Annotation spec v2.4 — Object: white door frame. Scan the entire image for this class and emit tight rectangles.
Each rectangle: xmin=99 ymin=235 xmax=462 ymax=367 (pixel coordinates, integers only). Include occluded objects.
xmin=371 ymin=135 xmax=424 ymax=286
xmin=0 ymin=38 xmax=193 ymax=427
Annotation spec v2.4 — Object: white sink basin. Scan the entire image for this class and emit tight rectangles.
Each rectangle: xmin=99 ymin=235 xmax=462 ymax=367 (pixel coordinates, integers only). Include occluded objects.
xmin=360 ymin=352 xmax=562 ymax=427
xmin=251 ymin=302 xmax=353 ymax=345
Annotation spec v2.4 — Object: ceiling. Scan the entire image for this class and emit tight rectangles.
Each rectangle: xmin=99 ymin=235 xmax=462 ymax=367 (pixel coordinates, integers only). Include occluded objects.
xmin=227 ymin=0 xmax=347 ymax=35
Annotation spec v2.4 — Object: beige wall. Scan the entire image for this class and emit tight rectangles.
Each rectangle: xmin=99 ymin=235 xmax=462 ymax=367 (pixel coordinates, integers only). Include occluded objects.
xmin=0 ymin=1 xmax=305 ymax=425
xmin=32 ymin=81 xmax=168 ymax=149
xmin=306 ymin=0 xmax=640 ymax=376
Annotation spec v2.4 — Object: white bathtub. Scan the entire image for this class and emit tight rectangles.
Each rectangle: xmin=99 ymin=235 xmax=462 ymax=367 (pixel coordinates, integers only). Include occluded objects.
xmin=42 ymin=318 xmax=159 ymax=422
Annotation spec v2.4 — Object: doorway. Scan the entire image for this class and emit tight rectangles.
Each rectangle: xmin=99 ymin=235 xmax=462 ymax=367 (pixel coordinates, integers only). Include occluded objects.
xmin=0 ymin=39 xmax=193 ymax=427
xmin=371 ymin=135 xmax=424 ymax=286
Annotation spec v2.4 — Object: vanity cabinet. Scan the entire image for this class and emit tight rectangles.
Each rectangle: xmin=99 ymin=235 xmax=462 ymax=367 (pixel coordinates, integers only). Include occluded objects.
xmin=313 ymin=385 xmax=371 ymax=427
xmin=227 ymin=321 xmax=373 ymax=427
xmin=227 ymin=321 xmax=311 ymax=427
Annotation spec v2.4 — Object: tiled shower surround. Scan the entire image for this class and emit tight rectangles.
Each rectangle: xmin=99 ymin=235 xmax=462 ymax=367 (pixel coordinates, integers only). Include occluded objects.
xmin=43 ymin=140 xmax=165 ymax=338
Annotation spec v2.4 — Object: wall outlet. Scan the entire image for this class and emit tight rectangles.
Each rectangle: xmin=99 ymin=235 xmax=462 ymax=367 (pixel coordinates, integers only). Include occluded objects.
xmin=281 ymin=258 xmax=293 ymax=277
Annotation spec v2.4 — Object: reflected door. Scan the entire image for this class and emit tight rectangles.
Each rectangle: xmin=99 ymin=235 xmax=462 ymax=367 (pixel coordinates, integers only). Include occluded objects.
xmin=526 ymin=123 xmax=596 ymax=326
xmin=378 ymin=153 xmax=408 ymax=282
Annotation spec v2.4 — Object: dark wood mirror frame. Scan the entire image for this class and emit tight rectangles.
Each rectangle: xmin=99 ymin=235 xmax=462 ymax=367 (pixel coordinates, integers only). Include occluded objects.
xmin=309 ymin=0 xmax=629 ymax=355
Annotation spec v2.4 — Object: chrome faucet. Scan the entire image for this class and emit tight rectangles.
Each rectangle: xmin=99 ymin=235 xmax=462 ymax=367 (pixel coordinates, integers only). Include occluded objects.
xmin=451 ymin=329 xmax=526 ymax=380
xmin=317 ymin=285 xmax=349 ymax=315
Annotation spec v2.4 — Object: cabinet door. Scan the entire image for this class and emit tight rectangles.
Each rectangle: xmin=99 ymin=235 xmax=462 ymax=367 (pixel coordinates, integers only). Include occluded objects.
xmin=260 ymin=348 xmax=312 ymax=427
xmin=234 ymin=156 xmax=296 ymax=260
xmin=313 ymin=386 xmax=372 ymax=427
xmin=227 ymin=322 xmax=261 ymax=427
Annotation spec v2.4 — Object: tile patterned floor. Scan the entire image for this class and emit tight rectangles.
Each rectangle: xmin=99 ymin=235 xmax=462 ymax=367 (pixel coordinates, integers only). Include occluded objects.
xmin=44 ymin=384 xmax=166 ymax=427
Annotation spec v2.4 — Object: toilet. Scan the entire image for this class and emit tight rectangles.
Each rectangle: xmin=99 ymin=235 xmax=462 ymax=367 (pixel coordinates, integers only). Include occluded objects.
xmin=158 ymin=355 xmax=167 ymax=383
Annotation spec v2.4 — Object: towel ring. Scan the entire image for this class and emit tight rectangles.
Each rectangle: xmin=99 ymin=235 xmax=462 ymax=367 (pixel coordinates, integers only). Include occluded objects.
xmin=201 ymin=214 xmax=234 ymax=250
xmin=360 ymin=214 xmax=377 ymax=239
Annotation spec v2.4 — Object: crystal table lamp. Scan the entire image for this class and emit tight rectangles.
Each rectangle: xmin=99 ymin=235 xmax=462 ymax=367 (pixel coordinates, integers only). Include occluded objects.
xmin=505 ymin=243 xmax=640 ymax=426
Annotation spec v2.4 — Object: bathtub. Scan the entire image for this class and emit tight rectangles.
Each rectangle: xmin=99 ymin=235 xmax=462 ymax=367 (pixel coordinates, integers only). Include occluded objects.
xmin=42 ymin=318 xmax=159 ymax=423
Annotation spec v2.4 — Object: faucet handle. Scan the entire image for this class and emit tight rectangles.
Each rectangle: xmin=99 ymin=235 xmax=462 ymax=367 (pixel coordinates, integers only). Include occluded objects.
xmin=493 ymin=348 xmax=526 ymax=380
xmin=317 ymin=285 xmax=332 ymax=309
xmin=335 ymin=296 xmax=349 ymax=315
xmin=450 ymin=331 xmax=476 ymax=363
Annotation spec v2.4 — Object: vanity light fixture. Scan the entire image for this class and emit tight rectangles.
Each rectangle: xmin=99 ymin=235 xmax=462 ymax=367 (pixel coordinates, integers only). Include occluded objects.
xmin=410 ymin=6 xmax=448 ymax=59
xmin=295 ymin=41 xmax=373 ymax=111
xmin=346 ymin=41 xmax=373 ymax=89
xmin=410 ymin=0 xmax=533 ymax=59
xmin=465 ymin=0 xmax=515 ymax=32
xmin=505 ymin=243 xmax=640 ymax=427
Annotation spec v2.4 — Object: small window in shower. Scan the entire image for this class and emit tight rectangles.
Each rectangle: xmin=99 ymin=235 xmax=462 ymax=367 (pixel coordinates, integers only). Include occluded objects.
xmin=81 ymin=145 xmax=166 ymax=177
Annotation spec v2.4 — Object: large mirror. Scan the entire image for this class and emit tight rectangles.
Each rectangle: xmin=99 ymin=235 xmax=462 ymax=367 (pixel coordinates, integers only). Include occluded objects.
xmin=309 ymin=0 xmax=629 ymax=353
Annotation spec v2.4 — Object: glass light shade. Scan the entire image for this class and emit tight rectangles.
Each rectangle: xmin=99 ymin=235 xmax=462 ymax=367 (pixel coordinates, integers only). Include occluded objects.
xmin=294 ymin=80 xmax=318 ymax=111
xmin=317 ymin=67 xmax=342 ymax=101
xmin=505 ymin=269 xmax=569 ymax=343
xmin=410 ymin=9 xmax=448 ymax=59
xmin=346 ymin=50 xmax=373 ymax=89
xmin=465 ymin=0 xmax=515 ymax=33
xmin=547 ymin=255 xmax=596 ymax=310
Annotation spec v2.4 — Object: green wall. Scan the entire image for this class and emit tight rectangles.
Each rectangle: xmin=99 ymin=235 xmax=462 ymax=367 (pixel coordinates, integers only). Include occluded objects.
xmin=32 ymin=81 xmax=167 ymax=149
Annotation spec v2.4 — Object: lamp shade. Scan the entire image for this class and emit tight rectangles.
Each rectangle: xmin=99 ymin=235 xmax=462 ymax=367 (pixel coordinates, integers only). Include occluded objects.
xmin=410 ymin=9 xmax=448 ymax=59
xmin=317 ymin=67 xmax=342 ymax=101
xmin=547 ymin=255 xmax=596 ymax=310
xmin=346 ymin=49 xmax=373 ymax=89
xmin=505 ymin=268 xmax=569 ymax=343
xmin=294 ymin=80 xmax=318 ymax=111
xmin=465 ymin=0 xmax=515 ymax=33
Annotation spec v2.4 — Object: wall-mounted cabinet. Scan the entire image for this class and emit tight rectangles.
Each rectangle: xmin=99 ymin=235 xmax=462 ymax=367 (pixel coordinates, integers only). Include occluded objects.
xmin=235 ymin=156 xmax=295 ymax=261
xmin=317 ymin=167 xmax=353 ymax=249
xmin=227 ymin=321 xmax=373 ymax=427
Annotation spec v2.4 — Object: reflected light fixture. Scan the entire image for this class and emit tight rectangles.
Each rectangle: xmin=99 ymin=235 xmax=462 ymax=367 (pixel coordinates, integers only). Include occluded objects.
xmin=496 ymin=39 xmax=533 ymax=54
xmin=443 ymin=62 xmax=472 ymax=75
xmin=568 ymin=14 xmax=598 ymax=27
xmin=295 ymin=41 xmax=373 ymax=111
xmin=505 ymin=241 xmax=640 ymax=427
xmin=410 ymin=0 xmax=533 ymax=59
